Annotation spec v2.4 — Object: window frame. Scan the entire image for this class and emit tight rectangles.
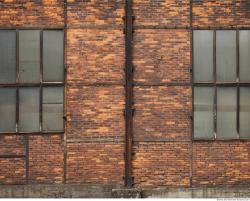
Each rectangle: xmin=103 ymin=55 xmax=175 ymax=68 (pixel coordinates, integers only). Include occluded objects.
xmin=0 ymin=29 xmax=65 ymax=134
xmin=192 ymin=29 xmax=250 ymax=141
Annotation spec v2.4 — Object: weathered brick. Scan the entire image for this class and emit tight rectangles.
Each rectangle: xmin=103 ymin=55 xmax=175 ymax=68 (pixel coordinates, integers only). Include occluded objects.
xmin=133 ymin=0 xmax=190 ymax=27
xmin=67 ymin=29 xmax=124 ymax=84
xmin=0 ymin=158 xmax=26 ymax=185
xmin=29 ymin=135 xmax=64 ymax=184
xmin=134 ymin=86 xmax=191 ymax=141
xmin=134 ymin=29 xmax=190 ymax=84
xmin=133 ymin=142 xmax=191 ymax=187
xmin=67 ymin=142 xmax=124 ymax=184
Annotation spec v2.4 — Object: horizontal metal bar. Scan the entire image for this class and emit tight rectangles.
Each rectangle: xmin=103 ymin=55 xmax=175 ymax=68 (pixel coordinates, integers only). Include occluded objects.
xmin=193 ymin=83 xmax=250 ymax=86
xmin=0 ymin=155 xmax=26 ymax=159
xmin=193 ymin=27 xmax=250 ymax=30
xmin=0 ymin=132 xmax=64 ymax=135
xmin=0 ymin=83 xmax=64 ymax=87
xmin=67 ymin=82 xmax=124 ymax=87
xmin=134 ymin=25 xmax=190 ymax=30
xmin=133 ymin=139 xmax=192 ymax=142
xmin=67 ymin=138 xmax=125 ymax=143
xmin=0 ymin=27 xmax=64 ymax=30
xmin=193 ymin=138 xmax=250 ymax=142
xmin=134 ymin=82 xmax=191 ymax=87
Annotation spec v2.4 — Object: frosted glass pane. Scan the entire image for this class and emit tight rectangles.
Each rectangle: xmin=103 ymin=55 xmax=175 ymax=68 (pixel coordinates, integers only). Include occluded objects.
xmin=194 ymin=87 xmax=214 ymax=139
xmin=0 ymin=88 xmax=16 ymax=132
xmin=0 ymin=30 xmax=16 ymax=83
xmin=19 ymin=30 xmax=40 ymax=82
xmin=43 ymin=104 xmax=63 ymax=131
xmin=42 ymin=87 xmax=64 ymax=131
xmin=19 ymin=87 xmax=40 ymax=132
xmin=216 ymin=31 xmax=237 ymax=82
xmin=217 ymin=87 xmax=237 ymax=139
xmin=194 ymin=31 xmax=214 ymax=82
xmin=240 ymin=87 xmax=250 ymax=138
xmin=43 ymin=87 xmax=63 ymax=104
xmin=239 ymin=31 xmax=250 ymax=82
xmin=43 ymin=31 xmax=64 ymax=82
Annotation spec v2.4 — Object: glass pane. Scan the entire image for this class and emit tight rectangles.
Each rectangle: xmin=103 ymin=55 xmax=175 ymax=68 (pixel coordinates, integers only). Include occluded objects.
xmin=239 ymin=31 xmax=250 ymax=82
xmin=43 ymin=87 xmax=63 ymax=104
xmin=43 ymin=31 xmax=64 ymax=82
xmin=0 ymin=30 xmax=16 ymax=83
xmin=217 ymin=87 xmax=237 ymax=139
xmin=216 ymin=31 xmax=237 ymax=82
xmin=240 ymin=87 xmax=250 ymax=139
xmin=194 ymin=30 xmax=214 ymax=82
xmin=43 ymin=104 xmax=63 ymax=131
xmin=19 ymin=30 xmax=40 ymax=82
xmin=42 ymin=87 xmax=64 ymax=131
xmin=19 ymin=87 xmax=40 ymax=132
xmin=0 ymin=88 xmax=16 ymax=132
xmin=194 ymin=87 xmax=214 ymax=139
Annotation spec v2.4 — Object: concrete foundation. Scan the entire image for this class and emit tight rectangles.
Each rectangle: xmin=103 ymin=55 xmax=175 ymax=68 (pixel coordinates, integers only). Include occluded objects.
xmin=1 ymin=184 xmax=250 ymax=198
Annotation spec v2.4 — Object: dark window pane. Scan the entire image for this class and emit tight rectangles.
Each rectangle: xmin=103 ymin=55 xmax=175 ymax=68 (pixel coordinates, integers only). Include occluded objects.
xmin=43 ymin=104 xmax=63 ymax=131
xmin=19 ymin=87 xmax=40 ymax=132
xmin=0 ymin=88 xmax=16 ymax=132
xmin=216 ymin=31 xmax=237 ymax=82
xmin=43 ymin=87 xmax=63 ymax=103
xmin=43 ymin=31 xmax=64 ymax=82
xmin=194 ymin=30 xmax=214 ymax=82
xmin=194 ymin=87 xmax=214 ymax=139
xmin=217 ymin=87 xmax=237 ymax=139
xmin=240 ymin=87 xmax=250 ymax=139
xmin=0 ymin=30 xmax=16 ymax=83
xmin=42 ymin=87 xmax=63 ymax=131
xmin=239 ymin=31 xmax=250 ymax=82
xmin=19 ymin=30 xmax=40 ymax=82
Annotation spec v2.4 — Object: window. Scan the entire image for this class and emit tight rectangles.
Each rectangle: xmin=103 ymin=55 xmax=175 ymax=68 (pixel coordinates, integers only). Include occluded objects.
xmin=193 ymin=30 xmax=250 ymax=140
xmin=0 ymin=30 xmax=64 ymax=133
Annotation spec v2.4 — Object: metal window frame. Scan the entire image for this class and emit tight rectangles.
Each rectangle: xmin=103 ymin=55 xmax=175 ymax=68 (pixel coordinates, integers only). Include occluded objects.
xmin=192 ymin=29 xmax=250 ymax=141
xmin=0 ymin=29 xmax=65 ymax=135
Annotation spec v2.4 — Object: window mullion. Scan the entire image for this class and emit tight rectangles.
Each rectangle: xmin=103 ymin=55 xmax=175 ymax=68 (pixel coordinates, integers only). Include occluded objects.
xmin=213 ymin=30 xmax=217 ymax=140
xmin=236 ymin=30 xmax=240 ymax=139
xmin=40 ymin=30 xmax=43 ymax=132
xmin=16 ymin=30 xmax=19 ymax=133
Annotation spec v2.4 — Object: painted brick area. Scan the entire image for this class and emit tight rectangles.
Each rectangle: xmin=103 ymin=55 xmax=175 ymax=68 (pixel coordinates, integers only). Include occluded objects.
xmin=0 ymin=0 xmax=250 ymax=190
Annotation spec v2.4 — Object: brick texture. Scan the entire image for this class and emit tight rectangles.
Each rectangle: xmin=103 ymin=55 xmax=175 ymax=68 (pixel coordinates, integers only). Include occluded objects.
xmin=0 ymin=0 xmax=64 ymax=28
xmin=67 ymin=142 xmax=124 ymax=184
xmin=193 ymin=142 xmax=250 ymax=187
xmin=29 ymin=135 xmax=64 ymax=184
xmin=133 ymin=142 xmax=191 ymax=187
xmin=66 ymin=85 xmax=125 ymax=141
xmin=0 ymin=0 xmax=250 ymax=189
xmin=67 ymin=0 xmax=124 ymax=27
xmin=134 ymin=86 xmax=191 ymax=141
xmin=67 ymin=29 xmax=124 ymax=84
xmin=193 ymin=0 xmax=250 ymax=28
xmin=0 ymin=158 xmax=26 ymax=185
xmin=134 ymin=29 xmax=190 ymax=84
xmin=0 ymin=135 xmax=25 ymax=156
xmin=133 ymin=0 xmax=190 ymax=27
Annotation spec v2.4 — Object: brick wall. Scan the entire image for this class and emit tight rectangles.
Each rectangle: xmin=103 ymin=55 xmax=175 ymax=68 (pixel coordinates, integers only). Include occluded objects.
xmin=0 ymin=0 xmax=250 ymax=189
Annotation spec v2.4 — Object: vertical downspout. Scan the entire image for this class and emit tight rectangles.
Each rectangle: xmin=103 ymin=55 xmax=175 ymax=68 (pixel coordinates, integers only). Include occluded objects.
xmin=124 ymin=0 xmax=134 ymax=188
